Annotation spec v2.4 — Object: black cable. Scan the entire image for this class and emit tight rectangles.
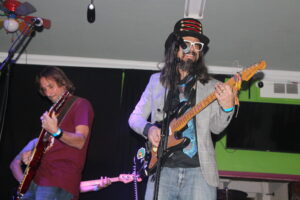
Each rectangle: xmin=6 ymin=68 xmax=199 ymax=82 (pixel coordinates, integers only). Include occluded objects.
xmin=0 ymin=64 xmax=10 ymax=143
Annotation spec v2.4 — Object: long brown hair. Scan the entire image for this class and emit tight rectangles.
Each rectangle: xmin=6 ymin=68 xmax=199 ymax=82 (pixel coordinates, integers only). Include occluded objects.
xmin=36 ymin=66 xmax=75 ymax=96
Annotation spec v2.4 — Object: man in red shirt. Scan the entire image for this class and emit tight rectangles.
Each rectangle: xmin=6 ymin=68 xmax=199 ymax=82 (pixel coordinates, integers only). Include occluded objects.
xmin=21 ymin=67 xmax=94 ymax=200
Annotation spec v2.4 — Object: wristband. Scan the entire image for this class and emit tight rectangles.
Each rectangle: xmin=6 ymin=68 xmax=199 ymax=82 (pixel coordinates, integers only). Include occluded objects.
xmin=51 ymin=128 xmax=63 ymax=139
xmin=223 ymin=106 xmax=234 ymax=112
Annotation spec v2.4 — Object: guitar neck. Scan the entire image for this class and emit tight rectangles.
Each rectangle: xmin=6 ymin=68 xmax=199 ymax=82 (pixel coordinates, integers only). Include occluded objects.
xmin=80 ymin=177 xmax=120 ymax=187
xmin=171 ymin=92 xmax=216 ymax=132
xmin=109 ymin=177 xmax=120 ymax=183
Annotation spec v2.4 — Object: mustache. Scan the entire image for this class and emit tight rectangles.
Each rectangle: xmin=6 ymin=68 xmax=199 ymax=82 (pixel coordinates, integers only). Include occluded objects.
xmin=185 ymin=51 xmax=197 ymax=57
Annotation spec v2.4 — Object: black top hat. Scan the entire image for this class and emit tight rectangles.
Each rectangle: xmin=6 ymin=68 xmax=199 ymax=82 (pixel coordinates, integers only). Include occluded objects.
xmin=165 ymin=18 xmax=210 ymax=53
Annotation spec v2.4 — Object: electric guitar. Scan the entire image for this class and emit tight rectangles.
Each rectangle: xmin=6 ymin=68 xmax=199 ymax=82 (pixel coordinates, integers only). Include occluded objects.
xmin=147 ymin=60 xmax=267 ymax=173
xmin=15 ymin=91 xmax=70 ymax=200
xmin=80 ymin=174 xmax=142 ymax=188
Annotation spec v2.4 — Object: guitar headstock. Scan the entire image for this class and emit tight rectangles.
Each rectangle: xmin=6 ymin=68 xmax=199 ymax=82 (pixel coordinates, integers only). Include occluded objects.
xmin=118 ymin=174 xmax=142 ymax=184
xmin=226 ymin=60 xmax=267 ymax=90
xmin=240 ymin=60 xmax=267 ymax=81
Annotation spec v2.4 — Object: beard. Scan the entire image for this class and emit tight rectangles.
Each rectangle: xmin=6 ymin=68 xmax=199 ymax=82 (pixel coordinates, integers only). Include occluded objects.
xmin=177 ymin=53 xmax=198 ymax=74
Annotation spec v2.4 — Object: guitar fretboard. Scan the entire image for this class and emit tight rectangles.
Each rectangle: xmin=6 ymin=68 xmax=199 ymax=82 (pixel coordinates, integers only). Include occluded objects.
xmin=80 ymin=177 xmax=120 ymax=187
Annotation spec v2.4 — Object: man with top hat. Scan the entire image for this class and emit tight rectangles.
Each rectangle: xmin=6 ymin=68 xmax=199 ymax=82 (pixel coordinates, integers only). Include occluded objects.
xmin=129 ymin=18 xmax=238 ymax=200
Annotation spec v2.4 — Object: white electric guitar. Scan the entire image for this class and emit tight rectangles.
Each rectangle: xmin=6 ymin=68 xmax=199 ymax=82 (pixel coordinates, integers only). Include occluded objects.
xmin=80 ymin=174 xmax=142 ymax=189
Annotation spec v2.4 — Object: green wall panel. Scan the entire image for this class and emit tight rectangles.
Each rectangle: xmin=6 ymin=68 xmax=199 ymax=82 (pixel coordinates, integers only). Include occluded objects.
xmin=216 ymin=81 xmax=300 ymax=176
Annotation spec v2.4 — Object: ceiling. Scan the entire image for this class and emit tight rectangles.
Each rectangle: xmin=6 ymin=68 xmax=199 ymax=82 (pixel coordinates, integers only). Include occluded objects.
xmin=1 ymin=0 xmax=300 ymax=76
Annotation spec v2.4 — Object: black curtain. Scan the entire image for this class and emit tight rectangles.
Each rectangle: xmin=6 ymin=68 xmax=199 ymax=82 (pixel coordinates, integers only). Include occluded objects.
xmin=0 ymin=64 xmax=157 ymax=200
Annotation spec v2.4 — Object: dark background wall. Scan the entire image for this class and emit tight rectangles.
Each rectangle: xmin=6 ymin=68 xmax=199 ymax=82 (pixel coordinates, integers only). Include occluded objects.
xmin=0 ymin=64 xmax=155 ymax=200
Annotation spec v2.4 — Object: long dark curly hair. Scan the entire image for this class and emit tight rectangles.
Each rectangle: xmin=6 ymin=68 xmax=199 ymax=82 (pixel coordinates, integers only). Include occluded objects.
xmin=160 ymin=39 xmax=210 ymax=90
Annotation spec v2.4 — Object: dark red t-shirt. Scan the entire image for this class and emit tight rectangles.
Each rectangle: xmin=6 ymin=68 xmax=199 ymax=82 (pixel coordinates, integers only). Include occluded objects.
xmin=34 ymin=97 xmax=94 ymax=199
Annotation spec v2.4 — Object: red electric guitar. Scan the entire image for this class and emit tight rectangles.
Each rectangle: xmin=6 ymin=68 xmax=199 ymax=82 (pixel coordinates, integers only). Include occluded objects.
xmin=15 ymin=91 xmax=71 ymax=200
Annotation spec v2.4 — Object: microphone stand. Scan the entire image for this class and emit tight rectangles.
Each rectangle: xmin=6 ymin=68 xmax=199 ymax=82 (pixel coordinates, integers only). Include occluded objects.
xmin=152 ymin=58 xmax=178 ymax=200
xmin=0 ymin=22 xmax=37 ymax=142
xmin=133 ymin=157 xmax=139 ymax=200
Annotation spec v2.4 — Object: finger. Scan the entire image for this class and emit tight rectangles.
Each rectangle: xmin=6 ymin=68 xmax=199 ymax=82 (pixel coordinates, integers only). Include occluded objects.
xmin=154 ymin=135 xmax=161 ymax=145
xmin=215 ymin=88 xmax=224 ymax=97
xmin=151 ymin=140 xmax=158 ymax=147
xmin=43 ymin=111 xmax=49 ymax=117
xmin=234 ymin=73 xmax=242 ymax=81
xmin=156 ymin=133 xmax=161 ymax=140
xmin=43 ymin=113 xmax=50 ymax=121
xmin=51 ymin=112 xmax=58 ymax=120
xmin=215 ymin=83 xmax=225 ymax=94
xmin=152 ymin=140 xmax=159 ymax=148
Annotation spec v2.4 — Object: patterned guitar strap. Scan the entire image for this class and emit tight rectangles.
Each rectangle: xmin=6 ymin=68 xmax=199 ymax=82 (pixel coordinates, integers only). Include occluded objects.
xmin=56 ymin=95 xmax=78 ymax=123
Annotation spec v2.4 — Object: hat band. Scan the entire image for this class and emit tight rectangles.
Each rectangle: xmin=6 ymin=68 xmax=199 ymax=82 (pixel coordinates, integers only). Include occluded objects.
xmin=182 ymin=19 xmax=201 ymax=26
xmin=180 ymin=27 xmax=201 ymax=34
xmin=182 ymin=23 xmax=201 ymax=30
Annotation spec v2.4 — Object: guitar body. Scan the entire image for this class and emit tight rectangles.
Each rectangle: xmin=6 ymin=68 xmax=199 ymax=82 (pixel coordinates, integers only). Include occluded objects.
xmin=14 ymin=91 xmax=70 ymax=200
xmin=14 ymin=137 xmax=49 ymax=200
xmin=146 ymin=60 xmax=267 ymax=175
xmin=147 ymin=132 xmax=190 ymax=174
xmin=147 ymin=101 xmax=191 ymax=174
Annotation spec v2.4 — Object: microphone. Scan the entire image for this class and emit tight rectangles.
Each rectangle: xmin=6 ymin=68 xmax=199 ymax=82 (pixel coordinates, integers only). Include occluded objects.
xmin=174 ymin=33 xmax=190 ymax=54
xmin=32 ymin=17 xmax=43 ymax=27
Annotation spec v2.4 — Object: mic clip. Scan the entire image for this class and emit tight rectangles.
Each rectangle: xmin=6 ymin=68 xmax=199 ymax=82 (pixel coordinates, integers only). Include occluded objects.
xmin=32 ymin=18 xmax=43 ymax=27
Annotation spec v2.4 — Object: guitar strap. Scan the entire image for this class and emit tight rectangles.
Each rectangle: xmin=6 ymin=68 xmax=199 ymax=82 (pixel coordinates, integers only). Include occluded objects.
xmin=56 ymin=95 xmax=78 ymax=125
